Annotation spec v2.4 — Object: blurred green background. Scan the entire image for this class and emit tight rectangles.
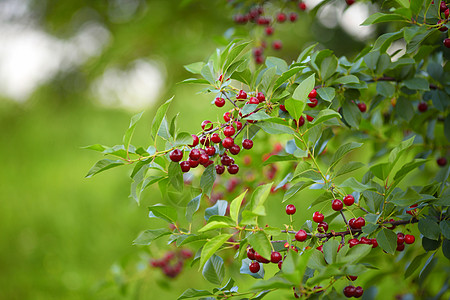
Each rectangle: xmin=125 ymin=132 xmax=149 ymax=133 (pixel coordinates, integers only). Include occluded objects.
xmin=1 ymin=0 xmax=447 ymax=299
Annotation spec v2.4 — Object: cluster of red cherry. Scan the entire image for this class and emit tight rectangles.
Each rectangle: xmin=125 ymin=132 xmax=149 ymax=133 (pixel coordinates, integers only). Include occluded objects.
xmin=149 ymin=249 xmax=193 ymax=278
xmin=438 ymin=1 xmax=450 ymax=47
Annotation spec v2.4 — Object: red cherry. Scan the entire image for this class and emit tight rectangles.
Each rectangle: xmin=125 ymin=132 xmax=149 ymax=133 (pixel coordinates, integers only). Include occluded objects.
xmin=289 ymin=12 xmax=298 ymax=22
xmin=236 ymin=90 xmax=247 ymax=100
xmin=169 ymin=149 xmax=183 ymax=162
xmin=418 ymin=102 xmax=428 ymax=112
xmin=298 ymin=2 xmax=307 ymax=11
xmin=205 ymin=146 xmax=216 ymax=156
xmin=235 ymin=121 xmax=243 ymax=130
xmin=280 ymin=104 xmax=287 ymax=112
xmin=348 ymin=239 xmax=359 ymax=248
xmin=247 ymin=248 xmax=256 ymax=260
xmin=332 ymin=199 xmax=343 ymax=211
xmin=316 ymin=245 xmax=323 ymax=253
xmin=265 ymin=26 xmax=274 ymax=35
xmin=354 ymin=286 xmax=364 ymax=298
xmin=278 ymin=261 xmax=283 ymax=269
xmin=286 ymin=204 xmax=296 ymax=215
xmin=215 ymin=97 xmax=225 ymax=107
xmin=189 ymin=149 xmax=200 ymax=161
xmin=224 ymin=126 xmax=236 ymax=137
xmin=405 ymin=234 xmax=415 ymax=244
xmin=306 ymin=115 xmax=314 ymax=122
xmin=200 ymin=136 xmax=210 ymax=146
xmin=358 ymin=102 xmax=367 ymax=112
xmin=371 ymin=239 xmax=378 ymax=248
xmin=221 ymin=155 xmax=233 ymax=166
xmin=349 ymin=218 xmax=356 ymax=229
xmin=445 ymin=8 xmax=450 ymax=18
xmin=443 ymin=38 xmax=450 ymax=48
xmin=272 ymin=40 xmax=283 ymax=50
xmin=223 ymin=112 xmax=232 ymax=122
xmin=199 ymin=154 xmax=209 ymax=165
xmin=255 ymin=55 xmax=264 ymax=64
xmin=180 ymin=161 xmax=190 ymax=172
xmin=229 ymin=144 xmax=241 ymax=155
xmin=270 ymin=251 xmax=282 ymax=263
xmin=437 ymin=157 xmax=447 ymax=166
xmin=438 ymin=20 xmax=448 ymax=31
xmin=312 ymin=211 xmax=324 ymax=223
xmin=249 ymin=261 xmax=260 ymax=273
xmin=297 ymin=116 xmax=305 ymax=126
xmin=343 ymin=285 xmax=356 ymax=297
xmin=243 ymin=139 xmax=253 ymax=149
xmin=343 ymin=195 xmax=355 ymax=206
xmin=346 ymin=0 xmax=355 ymax=5
xmin=295 ymin=229 xmax=307 ymax=241
xmin=188 ymin=158 xmax=200 ymax=168
xmin=347 ymin=275 xmax=358 ymax=281
xmin=397 ymin=232 xmax=405 ymax=245
xmin=189 ymin=134 xmax=199 ymax=147
xmin=360 ymin=237 xmax=371 ymax=245
xmin=307 ymin=98 xmax=318 ymax=108
xmin=201 ymin=120 xmax=213 ymax=131
xmin=180 ymin=249 xmax=193 ymax=259
xmin=211 ymin=133 xmax=221 ymax=143
xmin=354 ymin=217 xmax=365 ymax=229
xmin=256 ymin=92 xmax=265 ymax=103
xmin=440 ymin=1 xmax=448 ymax=12
xmin=228 ymin=164 xmax=239 ymax=174
xmin=396 ymin=243 xmax=405 ymax=251
xmin=276 ymin=12 xmax=286 ymax=22
xmin=308 ymin=89 xmax=317 ymax=98
xmin=247 ymin=97 xmax=259 ymax=104
xmin=254 ymin=252 xmax=270 ymax=263
xmin=318 ymin=222 xmax=329 ymax=233
xmin=253 ymin=47 xmax=263 ymax=57
xmin=222 ymin=137 xmax=234 ymax=149
xmin=215 ymin=165 xmax=225 ymax=175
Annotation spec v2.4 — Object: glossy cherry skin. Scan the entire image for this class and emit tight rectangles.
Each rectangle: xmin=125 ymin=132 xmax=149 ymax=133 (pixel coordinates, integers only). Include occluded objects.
xmin=286 ymin=204 xmax=296 ymax=215
xmin=295 ymin=229 xmax=307 ymax=241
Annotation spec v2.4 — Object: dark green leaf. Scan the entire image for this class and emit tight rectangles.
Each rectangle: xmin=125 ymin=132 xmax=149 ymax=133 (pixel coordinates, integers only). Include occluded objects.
xmin=422 ymin=236 xmax=440 ymax=251
xmin=323 ymin=239 xmax=339 ymax=264
xmin=405 ymin=253 xmax=428 ymax=278
xmin=168 ymin=161 xmax=183 ymax=192
xmin=202 ymin=254 xmax=224 ymax=285
xmin=133 ymin=228 xmax=171 ymax=245
xmin=334 ymin=162 xmax=365 ymax=178
xmin=273 ymin=67 xmax=303 ymax=91
xmin=266 ymin=56 xmax=288 ymax=74
xmin=329 ymin=142 xmax=363 ymax=169
xmin=308 ymin=109 xmax=340 ymax=128
xmin=332 ymin=75 xmax=359 ymax=85
xmin=85 ymin=159 xmax=125 ymax=178
xmin=418 ymin=218 xmax=441 ymax=240
xmin=440 ymin=220 xmax=450 ymax=240
xmin=282 ymin=181 xmax=315 ymax=203
xmin=377 ymin=228 xmax=397 ymax=254
xmin=370 ymin=162 xmax=392 ymax=181
xmin=320 ymin=55 xmax=338 ymax=81
xmin=403 ymin=77 xmax=429 ymax=91
xmin=186 ymin=194 xmax=202 ymax=223
xmin=262 ymin=154 xmax=298 ymax=165
xmin=376 ymin=81 xmax=395 ymax=98
xmin=205 ymin=200 xmax=228 ymax=221
xmin=257 ymin=121 xmax=295 ymax=135
xmin=361 ymin=13 xmax=408 ymax=26
xmin=342 ymin=100 xmax=361 ymax=128
xmin=200 ymin=165 xmax=216 ymax=197
xmin=148 ymin=204 xmax=177 ymax=223
xmin=177 ymin=288 xmax=213 ymax=300
xmin=317 ymin=87 xmax=335 ymax=102
xmin=293 ymin=74 xmax=315 ymax=101
xmin=151 ymin=97 xmax=173 ymax=140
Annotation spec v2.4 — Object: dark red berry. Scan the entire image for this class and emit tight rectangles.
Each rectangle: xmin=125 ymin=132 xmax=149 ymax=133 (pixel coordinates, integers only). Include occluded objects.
xmin=236 ymin=90 xmax=247 ymax=100
xmin=253 ymin=47 xmax=263 ymax=57
xmin=445 ymin=8 xmax=450 ymax=18
xmin=289 ymin=12 xmax=298 ymax=22
xmin=199 ymin=154 xmax=209 ymax=165
xmin=247 ymin=97 xmax=259 ymax=105
xmin=346 ymin=0 xmax=355 ymax=5
xmin=235 ymin=121 xmax=243 ymax=130
xmin=438 ymin=20 xmax=448 ymax=31
xmin=316 ymin=245 xmax=323 ymax=253
xmin=189 ymin=149 xmax=200 ymax=161
xmin=318 ymin=222 xmax=329 ymax=233
xmin=299 ymin=2 xmax=307 ymax=11
xmin=297 ymin=116 xmax=305 ymax=126
xmin=332 ymin=199 xmax=343 ymax=211
xmin=249 ymin=261 xmax=260 ymax=273
xmin=243 ymin=139 xmax=253 ymax=149
xmin=201 ymin=120 xmax=213 ymax=131
xmin=255 ymin=55 xmax=264 ymax=64
xmin=224 ymin=126 xmax=236 ymax=137
xmin=397 ymin=232 xmax=405 ymax=245
xmin=211 ymin=133 xmax=221 ymax=143
xmin=254 ymin=252 xmax=270 ymax=263
xmin=437 ymin=157 xmax=447 ymax=166
xmin=180 ymin=249 xmax=193 ymax=259
xmin=354 ymin=217 xmax=365 ymax=229
xmin=354 ymin=286 xmax=363 ymax=298
xmin=280 ymin=104 xmax=287 ymax=112
xmin=405 ymin=234 xmax=415 ymax=244
xmin=349 ymin=239 xmax=359 ymax=248
xmin=308 ymin=98 xmax=318 ymax=108
xmin=418 ymin=102 xmax=428 ymax=112
xmin=276 ymin=12 xmax=286 ymax=22
xmin=444 ymin=38 xmax=450 ymax=48
xmin=215 ymin=97 xmax=225 ymax=107
xmin=221 ymin=155 xmax=233 ymax=166
xmin=256 ymin=92 xmax=265 ymax=103
xmin=170 ymin=149 xmax=183 ymax=162
xmin=200 ymin=136 xmax=210 ymax=146
xmin=343 ymin=195 xmax=355 ymax=206
xmin=180 ymin=161 xmax=190 ymax=172
xmin=347 ymin=275 xmax=358 ymax=281
xmin=308 ymin=89 xmax=317 ymax=98
xmin=371 ymin=239 xmax=378 ymax=248
xmin=222 ymin=137 xmax=234 ymax=149
xmin=440 ymin=1 xmax=448 ymax=12
xmin=272 ymin=40 xmax=282 ymax=50
xmin=189 ymin=134 xmax=199 ymax=147
xmin=396 ymin=243 xmax=405 ymax=251
xmin=271 ymin=251 xmax=282 ymax=263
xmin=278 ymin=261 xmax=283 ymax=269
xmin=349 ymin=218 xmax=356 ymax=229
xmin=265 ymin=26 xmax=274 ymax=35
xmin=306 ymin=115 xmax=314 ymax=122
xmin=189 ymin=158 xmax=200 ymax=168
xmin=358 ymin=102 xmax=367 ymax=112
xmin=228 ymin=164 xmax=239 ymax=174
xmin=360 ymin=237 xmax=371 ymax=245
xmin=230 ymin=144 xmax=241 ymax=155
xmin=247 ymin=248 xmax=256 ymax=260
xmin=312 ymin=211 xmax=324 ymax=223
xmin=215 ymin=164 xmax=225 ymax=175
xmin=286 ymin=204 xmax=296 ymax=215
xmin=206 ymin=146 xmax=216 ymax=156
xmin=223 ymin=112 xmax=232 ymax=122
xmin=295 ymin=229 xmax=307 ymax=241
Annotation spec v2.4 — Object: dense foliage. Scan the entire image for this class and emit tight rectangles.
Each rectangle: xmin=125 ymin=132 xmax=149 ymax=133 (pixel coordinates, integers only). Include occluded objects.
xmin=87 ymin=0 xmax=450 ymax=299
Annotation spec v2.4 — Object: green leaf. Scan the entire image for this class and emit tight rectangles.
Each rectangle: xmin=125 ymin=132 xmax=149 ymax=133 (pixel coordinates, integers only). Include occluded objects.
xmin=259 ymin=67 xmax=277 ymax=93
xmin=256 ymin=121 xmax=295 ymax=135
xmin=224 ymin=42 xmax=251 ymax=71
xmin=177 ymin=288 xmax=213 ymax=300
xmin=342 ymin=100 xmax=361 ymax=128
xmin=184 ymin=62 xmax=205 ymax=74
xmin=262 ymin=154 xmax=298 ymax=165
xmin=251 ymin=277 xmax=293 ymax=290
xmin=418 ymin=218 xmax=441 ymax=240
xmin=361 ymin=13 xmax=408 ymax=26
xmin=85 ymin=159 xmax=125 ymax=178
xmin=199 ymin=221 xmax=233 ymax=232
xmin=337 ymin=244 xmax=372 ymax=263
xmin=230 ymin=190 xmax=247 ymax=223
xmin=246 ymin=110 xmax=271 ymax=121
xmin=377 ymin=228 xmax=398 ymax=254
xmin=323 ymin=239 xmax=339 ymax=264
xmin=334 ymin=162 xmax=365 ymax=178
xmin=186 ymin=194 xmax=201 ymax=223
xmin=389 ymin=136 xmax=415 ymax=166
xmin=199 ymin=234 xmax=232 ymax=269
xmin=201 ymin=61 xmax=215 ymax=84
xmin=329 ymin=142 xmax=363 ymax=169
xmin=200 ymin=164 xmax=217 ymax=197
xmin=202 ymin=254 xmax=225 ymax=285
xmin=317 ymin=87 xmax=335 ymax=102
xmin=411 ymin=0 xmax=424 ymax=15
xmin=273 ymin=67 xmax=303 ymax=91
xmin=389 ymin=188 xmax=421 ymax=207
xmin=178 ymin=78 xmax=211 ymax=85
xmin=370 ymin=162 xmax=392 ymax=181
xmin=151 ymin=97 xmax=173 ymax=141
xmin=405 ymin=253 xmax=428 ymax=278
xmin=133 ymin=228 xmax=171 ymax=245
xmin=282 ymin=181 xmax=315 ymax=202
xmin=173 ymin=132 xmax=194 ymax=147
xmin=148 ymin=204 xmax=177 ymax=223
xmin=82 ymin=144 xmax=108 ymax=152
xmin=320 ymin=55 xmax=338 ymax=81
xmin=332 ymin=75 xmax=359 ymax=85
xmin=285 ymin=97 xmax=305 ymax=123
xmin=440 ymin=221 xmax=450 ymax=240
xmin=248 ymin=231 xmax=272 ymax=260
xmin=340 ymin=178 xmax=375 ymax=193
xmin=168 ymin=161 xmax=183 ymax=192
xmin=403 ymin=77 xmax=429 ymax=91
xmin=240 ymin=258 xmax=264 ymax=279
xmin=308 ymin=109 xmax=340 ymax=128
xmin=247 ymin=183 xmax=273 ymax=216
xmin=266 ymin=56 xmax=288 ymax=74
xmin=293 ymin=74 xmax=315 ymax=101
xmin=123 ymin=112 xmax=144 ymax=152
xmin=376 ymin=81 xmax=395 ymax=98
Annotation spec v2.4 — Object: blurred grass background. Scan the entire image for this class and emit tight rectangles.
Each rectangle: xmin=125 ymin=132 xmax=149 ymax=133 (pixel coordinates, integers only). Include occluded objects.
xmin=1 ymin=0 xmax=447 ymax=299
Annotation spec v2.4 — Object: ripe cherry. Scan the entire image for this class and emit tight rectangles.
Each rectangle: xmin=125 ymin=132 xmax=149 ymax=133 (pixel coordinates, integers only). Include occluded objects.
xmin=354 ymin=217 xmax=365 ymax=229
xmin=358 ymin=102 xmax=367 ymax=112
xmin=215 ymin=97 xmax=225 ymax=107
xmin=444 ymin=38 xmax=450 ymax=48
xmin=205 ymin=146 xmax=216 ymax=156
xmin=199 ymin=154 xmax=209 ymax=165
xmin=200 ymin=136 xmax=210 ymax=146
xmin=396 ymin=243 xmax=405 ymax=251
xmin=256 ymin=92 xmax=265 ymax=103
xmin=235 ymin=121 xmax=243 ymax=130
xmin=221 ymin=155 xmax=233 ymax=166
xmin=347 ymin=275 xmax=358 ymax=281
xmin=298 ymin=2 xmax=307 ymax=11
xmin=318 ymin=222 xmax=329 ymax=233
xmin=306 ymin=115 xmax=314 ymax=122
xmin=371 ymin=239 xmax=378 ymax=248
xmin=343 ymin=195 xmax=355 ymax=206
xmin=440 ymin=1 xmax=448 ymax=12
xmin=418 ymin=102 xmax=428 ymax=112
xmin=247 ymin=97 xmax=259 ymax=104
xmin=236 ymin=90 xmax=247 ymax=100
xmin=180 ymin=161 xmax=190 ymax=172
xmin=316 ymin=245 xmax=323 ymax=253
xmin=189 ymin=158 xmax=200 ymax=168
xmin=211 ymin=133 xmax=221 ymax=143
xmin=265 ymin=26 xmax=274 ymax=35
xmin=247 ymin=248 xmax=256 ymax=260
xmin=346 ymin=0 xmax=355 ymax=5
xmin=230 ymin=144 xmax=241 ymax=155
xmin=397 ymin=232 xmax=405 ymax=245
xmin=249 ymin=261 xmax=260 ymax=273
xmin=286 ymin=204 xmax=296 ymax=215
xmin=224 ymin=126 xmax=236 ymax=137
xmin=332 ymin=199 xmax=343 ymax=211
xmin=243 ymin=139 xmax=253 ymax=149
xmin=276 ymin=12 xmax=286 ymax=22
xmin=189 ymin=134 xmax=199 ymax=147
xmin=360 ymin=237 xmax=371 ymax=245
xmin=201 ymin=120 xmax=213 ymax=131
xmin=278 ymin=261 xmax=283 ymax=269
xmin=215 ymin=165 xmax=225 ymax=175
xmin=437 ymin=157 xmax=447 ymax=166
xmin=255 ymin=56 xmax=264 ymax=64
xmin=404 ymin=234 xmax=415 ymax=244
xmin=223 ymin=112 xmax=232 ymax=122
xmin=222 ymin=137 xmax=234 ymax=149
xmin=445 ymin=8 xmax=450 ymax=18
xmin=170 ymin=149 xmax=183 ymax=162
xmin=297 ymin=116 xmax=305 ymax=126
xmin=289 ymin=12 xmax=298 ymax=22
xmin=270 ymin=251 xmax=282 ymax=263
xmin=354 ymin=286 xmax=364 ymax=298
xmin=307 ymin=98 xmax=318 ymax=108
xmin=254 ymin=252 xmax=270 ymax=263
xmin=348 ymin=239 xmax=359 ymax=248
xmin=189 ymin=149 xmax=200 ymax=161
xmin=280 ymin=104 xmax=287 ymax=112
xmin=272 ymin=40 xmax=283 ymax=50
xmin=295 ymin=229 xmax=308 ymax=241
xmin=312 ymin=211 xmax=324 ymax=223
xmin=308 ymin=89 xmax=317 ymax=98
xmin=228 ymin=164 xmax=239 ymax=174
xmin=253 ymin=47 xmax=263 ymax=57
